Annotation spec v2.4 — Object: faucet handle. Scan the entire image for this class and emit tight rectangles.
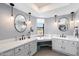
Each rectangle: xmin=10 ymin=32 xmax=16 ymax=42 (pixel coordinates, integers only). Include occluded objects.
xmin=22 ymin=35 xmax=26 ymax=40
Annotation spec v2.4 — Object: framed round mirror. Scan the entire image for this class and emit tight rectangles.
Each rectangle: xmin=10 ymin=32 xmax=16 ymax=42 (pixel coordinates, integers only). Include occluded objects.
xmin=14 ymin=15 xmax=26 ymax=33
xmin=58 ymin=17 xmax=69 ymax=32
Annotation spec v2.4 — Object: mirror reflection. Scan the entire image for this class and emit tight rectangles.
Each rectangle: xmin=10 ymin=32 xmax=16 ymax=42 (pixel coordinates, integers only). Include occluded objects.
xmin=14 ymin=15 xmax=26 ymax=33
xmin=58 ymin=17 xmax=69 ymax=32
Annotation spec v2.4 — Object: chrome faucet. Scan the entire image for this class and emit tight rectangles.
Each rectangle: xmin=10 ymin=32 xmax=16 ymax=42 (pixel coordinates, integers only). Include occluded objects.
xmin=60 ymin=34 xmax=66 ymax=38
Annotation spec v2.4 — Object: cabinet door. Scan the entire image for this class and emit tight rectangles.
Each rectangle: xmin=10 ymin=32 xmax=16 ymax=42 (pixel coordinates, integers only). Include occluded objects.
xmin=29 ymin=40 xmax=37 ymax=56
xmin=52 ymin=39 xmax=62 ymax=52
xmin=14 ymin=45 xmax=25 ymax=56
xmin=25 ymin=44 xmax=29 ymax=56
xmin=0 ymin=49 xmax=14 ymax=56
xmin=64 ymin=41 xmax=77 ymax=55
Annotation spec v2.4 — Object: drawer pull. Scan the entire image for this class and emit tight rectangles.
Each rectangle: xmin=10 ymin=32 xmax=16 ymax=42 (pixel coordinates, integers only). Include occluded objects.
xmin=18 ymin=49 xmax=21 ymax=51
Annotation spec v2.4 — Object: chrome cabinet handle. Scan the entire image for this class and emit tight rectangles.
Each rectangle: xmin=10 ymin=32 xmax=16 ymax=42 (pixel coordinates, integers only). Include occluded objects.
xmin=61 ymin=46 xmax=65 ymax=49
xmin=18 ymin=49 xmax=21 ymax=51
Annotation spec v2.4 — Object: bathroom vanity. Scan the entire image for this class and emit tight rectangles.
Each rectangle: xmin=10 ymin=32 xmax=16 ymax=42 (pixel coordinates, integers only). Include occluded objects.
xmin=52 ymin=36 xmax=79 ymax=56
xmin=0 ymin=38 xmax=37 ymax=56
xmin=0 ymin=35 xmax=79 ymax=56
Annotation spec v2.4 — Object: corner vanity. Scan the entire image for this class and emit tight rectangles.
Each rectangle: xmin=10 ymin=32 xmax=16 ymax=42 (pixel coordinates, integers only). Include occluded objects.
xmin=35 ymin=35 xmax=79 ymax=56
xmin=0 ymin=35 xmax=79 ymax=56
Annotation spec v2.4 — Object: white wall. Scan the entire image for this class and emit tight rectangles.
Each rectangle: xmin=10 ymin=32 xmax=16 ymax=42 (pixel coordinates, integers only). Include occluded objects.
xmin=44 ymin=13 xmax=79 ymax=36
xmin=0 ymin=3 xmax=79 ymax=40
xmin=0 ymin=3 xmax=37 ymax=40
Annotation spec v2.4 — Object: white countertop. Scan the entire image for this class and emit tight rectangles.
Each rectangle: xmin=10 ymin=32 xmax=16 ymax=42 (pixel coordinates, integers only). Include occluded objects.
xmin=0 ymin=35 xmax=79 ymax=54
xmin=0 ymin=38 xmax=36 ymax=53
xmin=52 ymin=36 xmax=79 ymax=41
xmin=35 ymin=35 xmax=79 ymax=42
xmin=36 ymin=36 xmax=52 ymax=42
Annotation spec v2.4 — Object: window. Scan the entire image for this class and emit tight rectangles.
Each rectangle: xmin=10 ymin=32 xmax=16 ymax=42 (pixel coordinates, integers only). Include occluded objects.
xmin=36 ymin=19 xmax=45 ymax=36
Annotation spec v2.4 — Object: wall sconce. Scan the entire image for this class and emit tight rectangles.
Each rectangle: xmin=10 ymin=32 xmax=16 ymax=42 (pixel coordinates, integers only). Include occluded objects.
xmin=10 ymin=3 xmax=14 ymax=20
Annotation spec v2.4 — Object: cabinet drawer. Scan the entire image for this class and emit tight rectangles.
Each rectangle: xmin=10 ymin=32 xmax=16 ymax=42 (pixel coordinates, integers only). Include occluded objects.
xmin=14 ymin=45 xmax=25 ymax=56
xmin=1 ymin=49 xmax=14 ymax=56
xmin=68 ymin=41 xmax=77 ymax=47
xmin=66 ymin=46 xmax=77 ymax=55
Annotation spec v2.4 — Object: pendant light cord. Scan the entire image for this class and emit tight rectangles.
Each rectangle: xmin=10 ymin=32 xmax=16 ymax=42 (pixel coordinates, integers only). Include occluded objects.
xmin=71 ymin=12 xmax=74 ymax=21
xmin=11 ymin=6 xmax=13 ymax=16
xmin=10 ymin=3 xmax=14 ymax=16
xmin=29 ymin=12 xmax=31 ymax=21
xmin=55 ymin=15 xmax=57 ymax=22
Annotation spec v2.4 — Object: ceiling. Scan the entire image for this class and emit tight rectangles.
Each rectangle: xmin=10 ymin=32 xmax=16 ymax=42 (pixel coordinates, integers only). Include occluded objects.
xmin=34 ymin=3 xmax=50 ymax=8
xmin=8 ymin=3 xmax=79 ymax=18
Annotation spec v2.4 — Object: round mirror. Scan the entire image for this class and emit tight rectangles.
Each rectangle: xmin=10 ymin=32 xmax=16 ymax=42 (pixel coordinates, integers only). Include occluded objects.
xmin=58 ymin=17 xmax=69 ymax=32
xmin=14 ymin=15 xmax=26 ymax=33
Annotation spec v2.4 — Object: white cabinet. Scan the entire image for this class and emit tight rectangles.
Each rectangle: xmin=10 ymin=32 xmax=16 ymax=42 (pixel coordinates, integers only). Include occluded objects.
xmin=14 ymin=45 xmax=25 ymax=56
xmin=52 ymin=38 xmax=79 ymax=56
xmin=0 ymin=49 xmax=14 ymax=56
xmin=52 ymin=39 xmax=62 ymax=52
xmin=24 ymin=40 xmax=37 ymax=56
xmin=25 ymin=43 xmax=29 ymax=56
xmin=14 ymin=40 xmax=37 ymax=56
xmin=29 ymin=40 xmax=37 ymax=56
xmin=64 ymin=41 xmax=77 ymax=55
xmin=0 ymin=40 xmax=37 ymax=56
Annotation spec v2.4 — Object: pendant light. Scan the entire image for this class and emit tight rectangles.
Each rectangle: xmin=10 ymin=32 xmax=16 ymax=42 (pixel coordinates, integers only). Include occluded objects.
xmin=28 ymin=12 xmax=32 ymax=24
xmin=71 ymin=12 xmax=75 ymax=21
xmin=54 ymin=15 xmax=57 ymax=22
xmin=10 ymin=3 xmax=14 ymax=20
xmin=26 ymin=12 xmax=32 ymax=28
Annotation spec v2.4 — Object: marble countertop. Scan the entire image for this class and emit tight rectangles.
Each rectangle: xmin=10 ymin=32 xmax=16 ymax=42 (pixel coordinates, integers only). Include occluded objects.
xmin=0 ymin=35 xmax=79 ymax=54
xmin=0 ymin=38 xmax=36 ymax=53
xmin=35 ymin=35 xmax=79 ymax=42
xmin=36 ymin=36 xmax=52 ymax=42
xmin=52 ymin=36 xmax=79 ymax=41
